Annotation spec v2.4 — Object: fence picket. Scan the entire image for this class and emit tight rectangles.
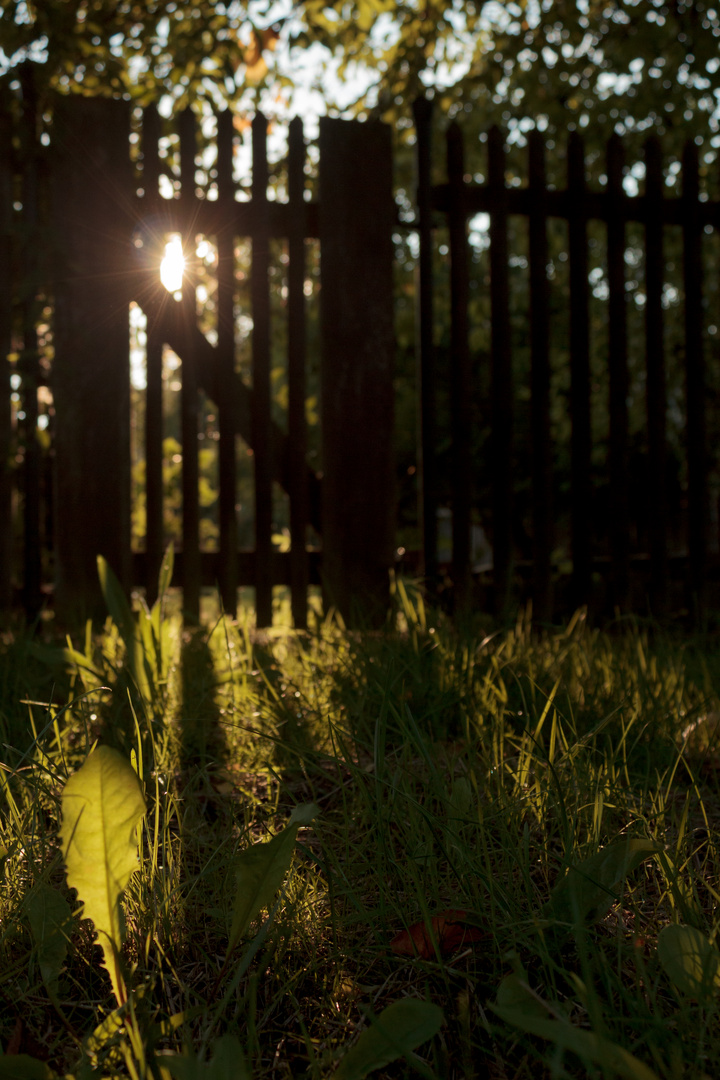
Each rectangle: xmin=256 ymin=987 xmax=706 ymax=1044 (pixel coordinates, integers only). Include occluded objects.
xmin=217 ymin=109 xmax=238 ymax=617
xmin=567 ymin=132 xmax=592 ymax=612
xmin=447 ymin=123 xmax=472 ymax=612
xmin=141 ymin=104 xmax=164 ymax=605
xmin=488 ymin=125 xmax=513 ymax=618
xmin=606 ymin=133 xmax=630 ymax=613
xmin=179 ymin=107 xmax=200 ymax=622
xmin=528 ymin=130 xmax=552 ymax=623
xmin=251 ymin=113 xmax=273 ymax=628
xmin=287 ymin=116 xmax=308 ymax=629
xmin=644 ymin=136 xmax=667 ymax=616
xmin=20 ymin=67 xmax=41 ymax=616
xmin=413 ymin=96 xmax=438 ymax=583
xmin=682 ymin=139 xmax=706 ymax=623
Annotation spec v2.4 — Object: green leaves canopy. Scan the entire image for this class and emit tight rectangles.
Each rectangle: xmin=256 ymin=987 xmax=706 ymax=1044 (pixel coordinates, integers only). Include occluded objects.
xmin=2 ymin=0 xmax=719 ymax=158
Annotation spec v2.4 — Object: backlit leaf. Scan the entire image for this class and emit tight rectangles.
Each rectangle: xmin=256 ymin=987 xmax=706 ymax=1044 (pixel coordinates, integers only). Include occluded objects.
xmin=546 ymin=839 xmax=661 ymax=925
xmin=333 ymin=999 xmax=444 ymax=1079
xmin=657 ymin=924 xmax=720 ymax=999
xmin=227 ymin=804 xmax=318 ymax=954
xmin=492 ymin=975 xmax=659 ymax=1080
xmin=60 ymin=745 xmax=145 ymax=1006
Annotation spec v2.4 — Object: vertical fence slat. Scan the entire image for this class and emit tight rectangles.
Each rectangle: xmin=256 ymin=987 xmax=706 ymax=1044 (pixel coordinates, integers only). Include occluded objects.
xmin=287 ymin=116 xmax=308 ymax=629
xmin=606 ymin=134 xmax=630 ymax=614
xmin=252 ymin=113 xmax=273 ymax=627
xmin=142 ymin=104 xmax=164 ymax=604
xmin=217 ymin=109 xmax=238 ymax=618
xmin=488 ymin=125 xmax=513 ymax=618
xmin=528 ymin=130 xmax=552 ymax=623
xmin=644 ymin=136 xmax=667 ymax=616
xmin=0 ymin=92 xmax=12 ymax=609
xmin=682 ymin=139 xmax=706 ymax=623
xmin=567 ymin=132 xmax=592 ymax=611
xmin=20 ymin=66 xmax=41 ymax=616
xmin=179 ymin=107 xmax=200 ymax=621
xmin=447 ymin=123 xmax=472 ymax=612
xmin=413 ymin=96 xmax=438 ymax=584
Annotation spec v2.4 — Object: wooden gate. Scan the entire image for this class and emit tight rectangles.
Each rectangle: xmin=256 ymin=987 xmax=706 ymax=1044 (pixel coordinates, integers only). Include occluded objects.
xmin=1 ymin=84 xmax=396 ymax=627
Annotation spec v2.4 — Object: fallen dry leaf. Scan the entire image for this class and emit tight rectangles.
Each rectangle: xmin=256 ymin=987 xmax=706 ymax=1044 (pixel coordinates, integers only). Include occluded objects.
xmin=390 ymin=909 xmax=487 ymax=959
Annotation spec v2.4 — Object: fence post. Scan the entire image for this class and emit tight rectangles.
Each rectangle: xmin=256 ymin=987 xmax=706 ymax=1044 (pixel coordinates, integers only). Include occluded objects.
xmin=318 ymin=117 xmax=395 ymax=626
xmin=51 ymin=96 xmax=133 ymax=621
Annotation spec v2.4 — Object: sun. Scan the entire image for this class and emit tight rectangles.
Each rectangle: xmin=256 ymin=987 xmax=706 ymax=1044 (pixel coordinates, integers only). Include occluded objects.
xmin=160 ymin=235 xmax=185 ymax=294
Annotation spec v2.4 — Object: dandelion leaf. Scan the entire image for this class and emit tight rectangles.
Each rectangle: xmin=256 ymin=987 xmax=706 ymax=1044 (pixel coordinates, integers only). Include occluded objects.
xmin=60 ymin=745 xmax=145 ymax=1006
xmin=160 ymin=1036 xmax=250 ymax=1080
xmin=333 ymin=999 xmax=444 ymax=1079
xmin=26 ymin=883 xmax=73 ymax=997
xmin=547 ymin=839 xmax=661 ymax=925
xmin=227 ymin=804 xmax=318 ymax=954
xmin=657 ymin=924 xmax=720 ymax=1000
xmin=492 ymin=975 xmax=659 ymax=1080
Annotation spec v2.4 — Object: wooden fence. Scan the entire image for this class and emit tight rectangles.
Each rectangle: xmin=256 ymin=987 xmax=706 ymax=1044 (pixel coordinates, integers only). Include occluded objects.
xmin=3 ymin=76 xmax=720 ymax=627
xmin=413 ymin=98 xmax=720 ymax=624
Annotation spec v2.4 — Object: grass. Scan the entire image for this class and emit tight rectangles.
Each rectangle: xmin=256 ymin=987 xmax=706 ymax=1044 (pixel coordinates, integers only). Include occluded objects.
xmin=2 ymin=580 xmax=720 ymax=1078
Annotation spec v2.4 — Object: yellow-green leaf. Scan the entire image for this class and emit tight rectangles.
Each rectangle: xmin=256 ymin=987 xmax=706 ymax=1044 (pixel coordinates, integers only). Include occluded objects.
xmin=60 ymin=746 xmax=145 ymax=1006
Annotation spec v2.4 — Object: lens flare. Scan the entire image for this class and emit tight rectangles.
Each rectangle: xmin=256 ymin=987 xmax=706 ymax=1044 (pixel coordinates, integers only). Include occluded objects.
xmin=160 ymin=235 xmax=185 ymax=293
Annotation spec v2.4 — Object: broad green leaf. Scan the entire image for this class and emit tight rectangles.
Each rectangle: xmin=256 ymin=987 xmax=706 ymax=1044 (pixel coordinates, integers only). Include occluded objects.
xmin=546 ymin=839 xmax=661 ymax=925
xmin=26 ymin=883 xmax=73 ymax=996
xmin=159 ymin=1036 xmax=250 ymax=1080
xmin=227 ymin=804 xmax=318 ymax=954
xmin=657 ymin=924 xmax=720 ymax=999
xmin=491 ymin=976 xmax=659 ymax=1080
xmin=0 ymin=1057 xmax=55 ymax=1079
xmin=60 ymin=745 xmax=145 ymax=1006
xmin=333 ymin=999 xmax=444 ymax=1079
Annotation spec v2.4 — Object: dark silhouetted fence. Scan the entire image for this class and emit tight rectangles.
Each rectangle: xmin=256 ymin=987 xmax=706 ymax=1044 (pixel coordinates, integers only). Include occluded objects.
xmin=3 ymin=77 xmax=720 ymax=626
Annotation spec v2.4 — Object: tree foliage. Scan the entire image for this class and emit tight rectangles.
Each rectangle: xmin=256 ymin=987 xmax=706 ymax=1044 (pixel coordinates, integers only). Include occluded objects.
xmin=1 ymin=0 xmax=719 ymax=157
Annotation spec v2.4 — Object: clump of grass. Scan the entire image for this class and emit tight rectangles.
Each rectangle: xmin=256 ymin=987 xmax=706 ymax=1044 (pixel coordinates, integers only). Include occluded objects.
xmin=2 ymin=584 xmax=720 ymax=1078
